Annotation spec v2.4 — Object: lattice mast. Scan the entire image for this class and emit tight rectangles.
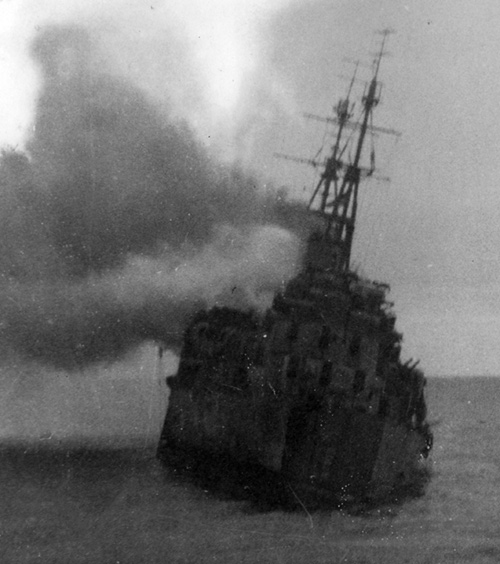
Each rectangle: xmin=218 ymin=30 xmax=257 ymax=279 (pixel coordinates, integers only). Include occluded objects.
xmin=308 ymin=30 xmax=395 ymax=272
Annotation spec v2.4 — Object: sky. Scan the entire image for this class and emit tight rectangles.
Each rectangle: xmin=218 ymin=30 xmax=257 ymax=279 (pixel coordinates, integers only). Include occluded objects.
xmin=0 ymin=0 xmax=498 ymax=440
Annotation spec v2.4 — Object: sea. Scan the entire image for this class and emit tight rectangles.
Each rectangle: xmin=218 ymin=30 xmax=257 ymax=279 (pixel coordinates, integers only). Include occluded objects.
xmin=1 ymin=376 xmax=499 ymax=564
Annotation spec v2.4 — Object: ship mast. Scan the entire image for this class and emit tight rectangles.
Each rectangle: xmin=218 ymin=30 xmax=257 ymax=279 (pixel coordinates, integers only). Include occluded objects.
xmin=306 ymin=29 xmax=398 ymax=272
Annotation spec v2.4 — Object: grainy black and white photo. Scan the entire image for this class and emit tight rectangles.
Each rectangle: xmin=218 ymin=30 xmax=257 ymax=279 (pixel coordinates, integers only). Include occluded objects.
xmin=0 ymin=1 xmax=498 ymax=563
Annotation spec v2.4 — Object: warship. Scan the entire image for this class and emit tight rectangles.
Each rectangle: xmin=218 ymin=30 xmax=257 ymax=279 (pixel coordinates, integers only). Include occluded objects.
xmin=157 ymin=33 xmax=433 ymax=505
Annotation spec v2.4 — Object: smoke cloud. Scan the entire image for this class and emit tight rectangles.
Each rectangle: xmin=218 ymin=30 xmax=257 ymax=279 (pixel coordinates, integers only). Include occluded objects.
xmin=0 ymin=25 xmax=303 ymax=369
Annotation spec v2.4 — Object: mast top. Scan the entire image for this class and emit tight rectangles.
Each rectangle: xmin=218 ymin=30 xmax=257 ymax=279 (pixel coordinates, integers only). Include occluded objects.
xmin=372 ymin=28 xmax=394 ymax=78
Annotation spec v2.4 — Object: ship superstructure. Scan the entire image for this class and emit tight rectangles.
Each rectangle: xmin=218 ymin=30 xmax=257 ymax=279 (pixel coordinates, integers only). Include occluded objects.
xmin=157 ymin=31 xmax=432 ymax=505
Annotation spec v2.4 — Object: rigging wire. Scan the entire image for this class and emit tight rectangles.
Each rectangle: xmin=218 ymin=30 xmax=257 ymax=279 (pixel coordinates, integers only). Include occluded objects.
xmin=357 ymin=116 xmax=378 ymax=266
xmin=360 ymin=131 xmax=399 ymax=271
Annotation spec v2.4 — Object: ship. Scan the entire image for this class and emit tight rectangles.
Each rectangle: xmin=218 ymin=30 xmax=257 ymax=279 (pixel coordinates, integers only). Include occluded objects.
xmin=157 ymin=32 xmax=433 ymax=507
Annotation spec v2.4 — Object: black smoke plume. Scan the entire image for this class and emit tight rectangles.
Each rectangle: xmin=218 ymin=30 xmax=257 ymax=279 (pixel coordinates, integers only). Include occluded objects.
xmin=0 ymin=25 xmax=303 ymax=369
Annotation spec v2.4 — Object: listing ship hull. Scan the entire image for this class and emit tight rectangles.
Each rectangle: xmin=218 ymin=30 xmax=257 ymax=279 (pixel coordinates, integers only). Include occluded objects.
xmin=157 ymin=272 xmax=432 ymax=505
xmin=158 ymin=387 xmax=430 ymax=505
xmin=157 ymin=35 xmax=433 ymax=506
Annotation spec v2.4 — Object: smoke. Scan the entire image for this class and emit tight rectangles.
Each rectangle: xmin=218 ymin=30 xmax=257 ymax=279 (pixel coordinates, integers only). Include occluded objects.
xmin=0 ymin=25 xmax=303 ymax=369
xmin=0 ymin=0 xmax=304 ymax=152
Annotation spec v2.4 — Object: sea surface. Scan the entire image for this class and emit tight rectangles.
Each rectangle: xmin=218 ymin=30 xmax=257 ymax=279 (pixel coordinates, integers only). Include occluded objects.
xmin=1 ymin=376 xmax=500 ymax=564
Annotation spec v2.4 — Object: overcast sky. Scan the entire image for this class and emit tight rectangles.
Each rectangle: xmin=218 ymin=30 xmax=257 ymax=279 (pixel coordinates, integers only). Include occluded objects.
xmin=0 ymin=0 xmax=498 ymax=445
